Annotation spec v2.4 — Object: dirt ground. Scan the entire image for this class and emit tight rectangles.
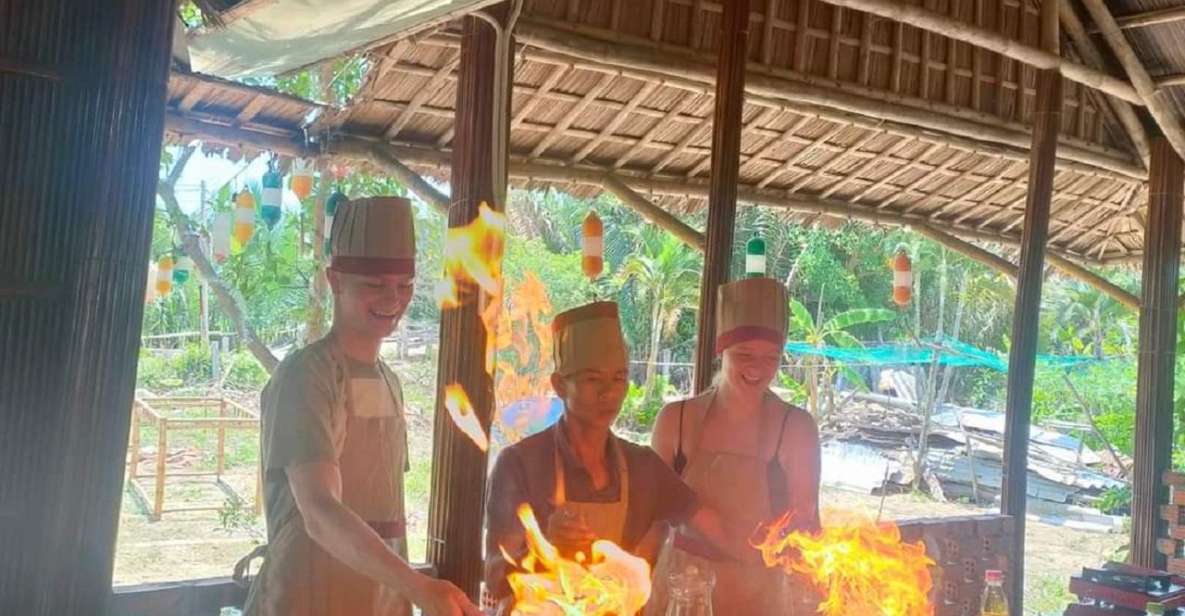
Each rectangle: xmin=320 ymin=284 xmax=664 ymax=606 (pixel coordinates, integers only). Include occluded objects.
xmin=114 ymin=369 xmax=1124 ymax=614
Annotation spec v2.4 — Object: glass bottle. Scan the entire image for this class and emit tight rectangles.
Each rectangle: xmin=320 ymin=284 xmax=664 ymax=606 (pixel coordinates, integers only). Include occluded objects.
xmin=1146 ymin=602 xmax=1166 ymax=616
xmin=664 ymin=564 xmax=715 ymax=616
xmin=981 ymin=569 xmax=1008 ymax=616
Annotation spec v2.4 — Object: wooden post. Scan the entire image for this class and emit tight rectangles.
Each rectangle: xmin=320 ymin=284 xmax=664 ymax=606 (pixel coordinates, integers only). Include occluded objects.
xmin=426 ymin=2 xmax=512 ymax=599
xmin=1000 ymin=2 xmax=1061 ymax=611
xmin=1131 ymin=137 xmax=1184 ymax=569
xmin=128 ymin=406 xmax=141 ymax=481
xmin=155 ymin=419 xmax=168 ymax=521
xmin=216 ymin=399 xmax=227 ymax=477
xmin=0 ymin=1 xmax=176 ymax=611
xmin=693 ymin=0 xmax=751 ymax=393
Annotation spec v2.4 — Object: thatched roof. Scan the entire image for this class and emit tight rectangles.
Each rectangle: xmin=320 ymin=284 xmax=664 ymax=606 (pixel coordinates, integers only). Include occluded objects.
xmin=167 ymin=0 xmax=1185 ymax=265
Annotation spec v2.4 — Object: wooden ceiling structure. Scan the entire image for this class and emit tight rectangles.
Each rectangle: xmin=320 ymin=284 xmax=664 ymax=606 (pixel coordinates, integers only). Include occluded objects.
xmin=168 ymin=0 xmax=1185 ymax=265
xmin=6 ymin=1 xmax=1185 ymax=615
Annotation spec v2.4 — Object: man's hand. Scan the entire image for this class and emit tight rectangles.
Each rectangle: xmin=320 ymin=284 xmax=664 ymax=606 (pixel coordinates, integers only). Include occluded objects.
xmin=546 ymin=505 xmax=596 ymax=557
xmin=406 ymin=574 xmax=482 ymax=616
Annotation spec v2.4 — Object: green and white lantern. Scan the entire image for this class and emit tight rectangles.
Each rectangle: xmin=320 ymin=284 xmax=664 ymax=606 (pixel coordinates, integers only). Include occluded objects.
xmin=324 ymin=189 xmax=346 ymax=255
xmin=172 ymin=255 xmax=193 ymax=285
xmin=745 ymin=235 xmax=766 ymax=278
xmin=261 ymin=159 xmax=283 ymax=230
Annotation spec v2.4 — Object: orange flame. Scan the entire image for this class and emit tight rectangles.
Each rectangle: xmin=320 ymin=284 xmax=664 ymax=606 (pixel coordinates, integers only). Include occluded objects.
xmin=752 ymin=510 xmax=934 ymax=616
xmin=443 ymin=384 xmax=489 ymax=452
xmin=505 ymin=504 xmax=651 ymax=616
xmin=492 ymin=273 xmax=555 ymax=445
xmin=436 ymin=202 xmax=506 ymax=451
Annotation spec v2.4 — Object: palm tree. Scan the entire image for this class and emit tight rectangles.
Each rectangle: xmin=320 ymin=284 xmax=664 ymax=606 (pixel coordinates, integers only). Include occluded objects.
xmin=617 ymin=228 xmax=703 ymax=386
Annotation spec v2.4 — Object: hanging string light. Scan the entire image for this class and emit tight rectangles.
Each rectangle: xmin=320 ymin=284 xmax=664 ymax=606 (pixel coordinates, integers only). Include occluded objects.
xmin=155 ymin=255 xmax=174 ymax=297
xmin=745 ymin=235 xmax=767 ymax=278
xmin=892 ymin=247 xmax=912 ymax=307
xmin=172 ymin=255 xmax=193 ymax=285
xmin=261 ymin=157 xmax=283 ymax=230
xmin=581 ymin=210 xmax=604 ymax=281
xmin=290 ymin=159 xmax=314 ymax=201
xmin=324 ymin=189 xmax=347 ymax=256
xmin=212 ymin=212 xmax=232 ymax=262
xmin=234 ymin=188 xmax=256 ymax=247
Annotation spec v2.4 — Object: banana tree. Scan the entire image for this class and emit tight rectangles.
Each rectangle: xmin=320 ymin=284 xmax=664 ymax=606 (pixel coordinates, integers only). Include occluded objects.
xmin=787 ymin=297 xmax=896 ymax=417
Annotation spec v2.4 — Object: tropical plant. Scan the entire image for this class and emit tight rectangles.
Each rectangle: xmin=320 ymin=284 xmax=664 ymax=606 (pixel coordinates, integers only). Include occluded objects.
xmin=617 ymin=227 xmax=703 ymax=386
xmin=787 ymin=297 xmax=896 ymax=416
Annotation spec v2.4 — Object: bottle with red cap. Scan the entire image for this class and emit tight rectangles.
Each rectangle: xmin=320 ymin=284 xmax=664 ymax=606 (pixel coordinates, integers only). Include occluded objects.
xmin=981 ymin=569 xmax=1007 ymax=616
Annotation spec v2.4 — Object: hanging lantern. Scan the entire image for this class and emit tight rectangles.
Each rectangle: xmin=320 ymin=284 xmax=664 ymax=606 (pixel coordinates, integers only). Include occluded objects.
xmin=291 ymin=159 xmax=314 ymax=201
xmin=892 ymin=248 xmax=912 ymax=307
xmin=745 ymin=235 xmax=767 ymax=278
xmin=234 ymin=188 xmax=256 ymax=246
xmin=172 ymin=256 xmax=193 ymax=285
xmin=581 ymin=210 xmax=604 ymax=281
xmin=261 ymin=159 xmax=283 ymax=230
xmin=324 ymin=189 xmax=346 ymax=256
xmin=212 ymin=212 xmax=232 ymax=262
xmin=155 ymin=256 xmax=174 ymax=297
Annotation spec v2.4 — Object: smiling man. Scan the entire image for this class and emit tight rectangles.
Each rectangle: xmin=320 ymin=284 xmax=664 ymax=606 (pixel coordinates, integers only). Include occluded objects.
xmin=243 ymin=197 xmax=479 ymax=616
xmin=483 ymin=301 xmax=745 ymax=609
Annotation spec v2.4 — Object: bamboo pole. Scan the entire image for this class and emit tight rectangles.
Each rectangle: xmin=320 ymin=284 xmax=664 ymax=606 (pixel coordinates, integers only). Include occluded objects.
xmin=511 ymin=19 xmax=1146 ymax=181
xmin=601 ymin=174 xmax=705 ymax=251
xmin=1000 ymin=2 xmax=1062 ymax=609
xmin=367 ymin=145 xmax=451 ymax=215
xmin=154 ymin=419 xmax=168 ymax=521
xmin=1131 ymin=137 xmax=1184 ymax=570
xmin=426 ymin=5 xmax=511 ymax=599
xmin=1045 ymin=253 xmax=1140 ymax=310
xmin=1079 ymin=0 xmax=1185 ymax=164
xmin=914 ymin=225 xmax=1018 ymax=279
xmin=1058 ymin=3 xmax=1151 ymax=166
xmin=1089 ymin=6 xmax=1185 ymax=32
xmin=693 ymin=0 xmax=750 ymax=394
xmin=816 ymin=0 xmax=1140 ymax=104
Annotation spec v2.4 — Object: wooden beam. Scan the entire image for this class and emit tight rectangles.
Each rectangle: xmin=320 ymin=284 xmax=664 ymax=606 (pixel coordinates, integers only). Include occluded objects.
xmin=1131 ymin=137 xmax=1184 ymax=570
xmin=602 ymin=174 xmax=705 ymax=250
xmin=1045 ymin=253 xmax=1140 ymax=311
xmin=1059 ymin=2 xmax=1151 ymax=166
xmin=914 ymin=224 xmax=1018 ymax=279
xmin=367 ymin=145 xmax=451 ymax=215
xmin=693 ymin=0 xmax=749 ymax=394
xmin=513 ymin=19 xmax=1147 ymax=182
xmin=1000 ymin=2 xmax=1061 ymax=610
xmin=1080 ymin=0 xmax=1185 ymax=164
xmin=1091 ymin=6 xmax=1185 ymax=31
xmin=425 ymin=4 xmax=510 ymax=600
xmin=816 ymin=0 xmax=1141 ymax=105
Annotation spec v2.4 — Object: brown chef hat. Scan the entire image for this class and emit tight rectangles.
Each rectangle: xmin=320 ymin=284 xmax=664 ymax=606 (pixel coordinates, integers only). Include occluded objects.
xmin=715 ymin=277 xmax=789 ymax=354
xmin=552 ymin=301 xmax=628 ymax=376
xmin=329 ymin=196 xmax=416 ymax=275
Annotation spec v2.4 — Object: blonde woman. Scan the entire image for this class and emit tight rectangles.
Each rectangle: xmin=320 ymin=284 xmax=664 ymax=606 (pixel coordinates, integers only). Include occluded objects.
xmin=648 ymin=277 xmax=821 ymax=615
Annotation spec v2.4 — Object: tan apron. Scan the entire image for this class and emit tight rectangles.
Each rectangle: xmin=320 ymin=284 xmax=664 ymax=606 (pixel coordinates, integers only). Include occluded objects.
xmin=552 ymin=429 xmax=630 ymax=547
xmin=647 ymin=401 xmax=816 ymax=616
xmin=243 ymin=344 xmax=411 ymax=616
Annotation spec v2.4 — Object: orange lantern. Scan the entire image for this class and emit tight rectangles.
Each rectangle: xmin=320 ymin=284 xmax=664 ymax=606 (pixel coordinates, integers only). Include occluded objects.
xmin=290 ymin=159 xmax=314 ymax=201
xmin=582 ymin=211 xmax=604 ymax=280
xmin=892 ymin=249 xmax=912 ymax=307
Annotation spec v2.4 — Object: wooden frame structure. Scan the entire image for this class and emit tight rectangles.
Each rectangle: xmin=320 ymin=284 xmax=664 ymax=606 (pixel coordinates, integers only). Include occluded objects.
xmin=127 ymin=396 xmax=261 ymax=521
xmin=6 ymin=0 xmax=1185 ymax=613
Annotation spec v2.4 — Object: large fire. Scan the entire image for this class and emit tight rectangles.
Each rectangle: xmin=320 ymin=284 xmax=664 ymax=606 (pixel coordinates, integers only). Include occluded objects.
xmin=504 ymin=504 xmax=651 ymax=616
xmin=435 ymin=202 xmax=507 ymax=451
xmin=752 ymin=510 xmax=934 ymax=616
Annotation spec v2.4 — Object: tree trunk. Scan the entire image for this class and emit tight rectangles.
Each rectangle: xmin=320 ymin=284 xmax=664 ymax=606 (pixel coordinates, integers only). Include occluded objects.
xmin=645 ymin=299 xmax=664 ymax=385
xmin=306 ymin=160 xmax=331 ymax=343
xmin=158 ymin=148 xmax=278 ymax=373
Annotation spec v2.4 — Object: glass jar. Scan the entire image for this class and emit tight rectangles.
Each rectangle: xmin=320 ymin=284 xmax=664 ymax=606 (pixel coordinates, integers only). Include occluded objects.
xmin=664 ymin=564 xmax=715 ymax=616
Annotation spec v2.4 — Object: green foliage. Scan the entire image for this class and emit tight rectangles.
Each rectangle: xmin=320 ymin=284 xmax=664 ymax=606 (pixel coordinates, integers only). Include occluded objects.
xmin=136 ymin=350 xmax=183 ymax=391
xmin=177 ymin=343 xmax=214 ymax=384
xmin=1031 ymin=363 xmax=1136 ymax=456
xmin=1097 ymin=485 xmax=1131 ymax=515
xmin=618 ymin=376 xmax=675 ymax=432
xmin=218 ymin=497 xmax=259 ymax=532
xmin=225 ymin=351 xmax=270 ymax=391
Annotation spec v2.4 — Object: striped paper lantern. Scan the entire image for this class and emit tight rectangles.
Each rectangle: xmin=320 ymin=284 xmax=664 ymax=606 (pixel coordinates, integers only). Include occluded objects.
xmin=233 ymin=189 xmax=256 ymax=247
xmin=212 ymin=212 xmax=232 ymax=262
xmin=261 ymin=160 xmax=283 ymax=230
xmin=581 ymin=210 xmax=603 ymax=281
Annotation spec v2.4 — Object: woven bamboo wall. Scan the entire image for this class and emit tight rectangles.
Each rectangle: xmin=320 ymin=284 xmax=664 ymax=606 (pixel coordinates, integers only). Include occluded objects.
xmin=0 ymin=1 xmax=176 ymax=613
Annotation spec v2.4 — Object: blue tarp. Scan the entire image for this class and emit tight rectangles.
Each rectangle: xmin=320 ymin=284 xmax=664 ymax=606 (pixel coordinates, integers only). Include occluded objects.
xmin=784 ymin=337 xmax=1100 ymax=372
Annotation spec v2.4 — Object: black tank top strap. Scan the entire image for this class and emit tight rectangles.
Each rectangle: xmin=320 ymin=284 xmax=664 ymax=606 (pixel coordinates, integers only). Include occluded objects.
xmin=767 ymin=405 xmax=793 ymax=515
xmin=673 ymin=400 xmax=688 ymax=476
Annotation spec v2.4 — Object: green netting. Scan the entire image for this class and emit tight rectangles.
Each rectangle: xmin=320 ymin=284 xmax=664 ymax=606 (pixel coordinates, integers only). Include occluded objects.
xmin=784 ymin=337 xmax=1099 ymax=372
